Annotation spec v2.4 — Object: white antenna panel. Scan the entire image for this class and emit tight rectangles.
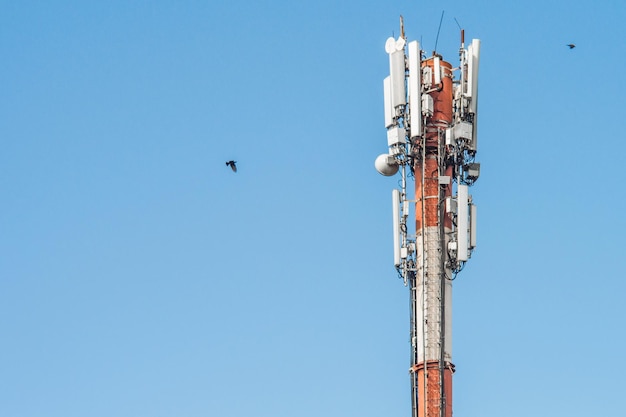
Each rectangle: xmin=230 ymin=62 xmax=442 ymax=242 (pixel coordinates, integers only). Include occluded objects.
xmin=470 ymin=203 xmax=477 ymax=249
xmin=433 ymin=56 xmax=441 ymax=85
xmin=457 ymin=184 xmax=469 ymax=261
xmin=408 ymin=41 xmax=421 ymax=138
xmin=392 ymin=189 xmax=401 ymax=267
xmin=466 ymin=45 xmax=474 ymax=98
xmin=469 ymin=118 xmax=478 ymax=152
xmin=469 ymin=39 xmax=480 ymax=152
xmin=389 ymin=50 xmax=406 ymax=108
xmin=383 ymin=76 xmax=394 ymax=128
xmin=468 ymin=39 xmax=480 ymax=114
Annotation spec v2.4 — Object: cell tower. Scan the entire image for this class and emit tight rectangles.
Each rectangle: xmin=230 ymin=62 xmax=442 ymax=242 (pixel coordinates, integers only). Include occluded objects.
xmin=374 ymin=17 xmax=481 ymax=417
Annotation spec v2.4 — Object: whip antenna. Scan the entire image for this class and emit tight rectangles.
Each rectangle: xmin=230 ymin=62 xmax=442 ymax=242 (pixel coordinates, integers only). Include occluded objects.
xmin=434 ymin=10 xmax=445 ymax=53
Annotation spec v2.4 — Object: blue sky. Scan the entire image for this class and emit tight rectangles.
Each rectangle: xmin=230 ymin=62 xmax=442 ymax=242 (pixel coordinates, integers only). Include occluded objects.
xmin=2 ymin=1 xmax=626 ymax=416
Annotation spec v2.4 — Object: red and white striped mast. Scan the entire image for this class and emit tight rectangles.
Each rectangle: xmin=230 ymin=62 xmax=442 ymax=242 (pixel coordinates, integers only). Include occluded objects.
xmin=375 ymin=17 xmax=481 ymax=417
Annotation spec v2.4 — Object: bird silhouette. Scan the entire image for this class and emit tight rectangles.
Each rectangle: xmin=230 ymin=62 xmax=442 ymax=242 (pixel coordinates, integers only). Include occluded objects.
xmin=567 ymin=43 xmax=576 ymax=49
xmin=225 ymin=160 xmax=237 ymax=172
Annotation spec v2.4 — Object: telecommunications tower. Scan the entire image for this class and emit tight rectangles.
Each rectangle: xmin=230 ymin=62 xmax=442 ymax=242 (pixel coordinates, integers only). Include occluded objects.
xmin=374 ymin=17 xmax=481 ymax=417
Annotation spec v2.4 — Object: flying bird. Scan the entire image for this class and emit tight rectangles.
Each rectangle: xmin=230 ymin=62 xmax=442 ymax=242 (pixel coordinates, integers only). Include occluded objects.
xmin=225 ymin=160 xmax=237 ymax=172
xmin=567 ymin=43 xmax=576 ymax=49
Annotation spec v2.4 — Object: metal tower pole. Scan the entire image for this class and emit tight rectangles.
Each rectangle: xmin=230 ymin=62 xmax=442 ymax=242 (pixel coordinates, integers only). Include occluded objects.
xmin=410 ymin=55 xmax=455 ymax=417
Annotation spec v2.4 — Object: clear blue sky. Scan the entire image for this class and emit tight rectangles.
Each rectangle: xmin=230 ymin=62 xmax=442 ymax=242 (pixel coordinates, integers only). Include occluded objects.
xmin=2 ymin=1 xmax=625 ymax=416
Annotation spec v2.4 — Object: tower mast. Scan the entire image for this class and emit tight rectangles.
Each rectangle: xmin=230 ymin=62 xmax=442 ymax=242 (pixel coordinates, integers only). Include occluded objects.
xmin=374 ymin=18 xmax=481 ymax=417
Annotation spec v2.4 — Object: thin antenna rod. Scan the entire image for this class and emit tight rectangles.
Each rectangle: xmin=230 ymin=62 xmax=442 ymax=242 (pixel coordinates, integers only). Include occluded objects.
xmin=400 ymin=15 xmax=405 ymax=39
xmin=454 ymin=17 xmax=464 ymax=46
xmin=453 ymin=17 xmax=461 ymax=31
xmin=434 ymin=10 xmax=445 ymax=53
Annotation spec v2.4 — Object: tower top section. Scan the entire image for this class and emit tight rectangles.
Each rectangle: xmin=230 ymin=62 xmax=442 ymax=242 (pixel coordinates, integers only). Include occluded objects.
xmin=375 ymin=18 xmax=482 ymax=278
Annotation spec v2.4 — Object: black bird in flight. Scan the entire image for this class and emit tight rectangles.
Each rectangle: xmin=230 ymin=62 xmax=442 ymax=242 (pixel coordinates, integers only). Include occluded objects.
xmin=225 ymin=160 xmax=237 ymax=172
xmin=567 ymin=43 xmax=576 ymax=49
